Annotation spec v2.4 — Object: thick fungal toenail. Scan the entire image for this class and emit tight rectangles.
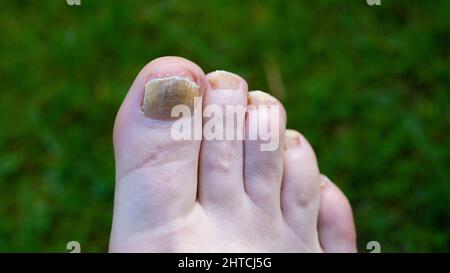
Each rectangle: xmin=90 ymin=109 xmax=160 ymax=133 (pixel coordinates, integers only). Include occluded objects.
xmin=142 ymin=76 xmax=200 ymax=119
xmin=284 ymin=130 xmax=301 ymax=150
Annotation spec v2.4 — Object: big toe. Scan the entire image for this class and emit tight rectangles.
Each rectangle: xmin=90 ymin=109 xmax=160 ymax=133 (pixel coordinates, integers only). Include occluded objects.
xmin=110 ymin=56 xmax=207 ymax=250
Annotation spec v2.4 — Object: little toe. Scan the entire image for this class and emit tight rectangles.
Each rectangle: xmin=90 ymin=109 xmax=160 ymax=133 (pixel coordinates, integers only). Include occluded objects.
xmin=318 ymin=175 xmax=357 ymax=253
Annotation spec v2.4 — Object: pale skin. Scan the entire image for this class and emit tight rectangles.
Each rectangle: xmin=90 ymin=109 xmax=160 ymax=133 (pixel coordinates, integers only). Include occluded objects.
xmin=109 ymin=56 xmax=357 ymax=252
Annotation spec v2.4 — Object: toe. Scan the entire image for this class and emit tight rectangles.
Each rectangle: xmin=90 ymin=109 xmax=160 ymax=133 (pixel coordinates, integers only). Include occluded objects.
xmin=318 ymin=175 xmax=357 ymax=253
xmin=198 ymin=70 xmax=248 ymax=210
xmin=281 ymin=130 xmax=321 ymax=247
xmin=114 ymin=56 xmax=207 ymax=179
xmin=111 ymin=56 xmax=206 ymax=244
xmin=244 ymin=91 xmax=286 ymax=215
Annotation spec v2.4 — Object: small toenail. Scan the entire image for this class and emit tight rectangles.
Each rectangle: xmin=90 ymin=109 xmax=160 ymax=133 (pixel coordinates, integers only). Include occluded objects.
xmin=142 ymin=76 xmax=200 ymax=118
xmin=320 ymin=174 xmax=331 ymax=188
xmin=248 ymin=90 xmax=278 ymax=105
xmin=207 ymin=70 xmax=241 ymax=90
xmin=284 ymin=129 xmax=301 ymax=150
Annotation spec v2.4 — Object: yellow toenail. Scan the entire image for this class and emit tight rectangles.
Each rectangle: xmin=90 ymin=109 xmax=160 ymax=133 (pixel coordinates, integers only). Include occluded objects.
xmin=208 ymin=70 xmax=241 ymax=90
xmin=284 ymin=129 xmax=301 ymax=150
xmin=142 ymin=76 xmax=200 ymax=118
xmin=248 ymin=90 xmax=278 ymax=105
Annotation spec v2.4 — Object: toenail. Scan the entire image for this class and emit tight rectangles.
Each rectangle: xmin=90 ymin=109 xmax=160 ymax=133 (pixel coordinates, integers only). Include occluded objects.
xmin=207 ymin=70 xmax=241 ymax=90
xmin=142 ymin=76 xmax=200 ymax=118
xmin=248 ymin=90 xmax=278 ymax=105
xmin=284 ymin=129 xmax=301 ymax=150
xmin=320 ymin=174 xmax=331 ymax=188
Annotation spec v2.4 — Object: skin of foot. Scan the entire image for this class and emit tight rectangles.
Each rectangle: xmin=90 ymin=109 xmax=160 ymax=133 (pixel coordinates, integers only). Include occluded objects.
xmin=109 ymin=56 xmax=357 ymax=253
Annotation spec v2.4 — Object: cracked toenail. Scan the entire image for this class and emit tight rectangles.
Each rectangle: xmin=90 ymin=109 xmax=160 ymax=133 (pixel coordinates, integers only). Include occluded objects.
xmin=284 ymin=130 xmax=301 ymax=150
xmin=142 ymin=76 xmax=200 ymax=118
xmin=320 ymin=174 xmax=330 ymax=188
xmin=208 ymin=70 xmax=241 ymax=90
xmin=248 ymin=90 xmax=278 ymax=105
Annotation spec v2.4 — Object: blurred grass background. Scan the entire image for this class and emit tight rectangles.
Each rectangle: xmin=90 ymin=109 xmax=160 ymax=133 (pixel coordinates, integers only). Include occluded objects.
xmin=0 ymin=0 xmax=449 ymax=252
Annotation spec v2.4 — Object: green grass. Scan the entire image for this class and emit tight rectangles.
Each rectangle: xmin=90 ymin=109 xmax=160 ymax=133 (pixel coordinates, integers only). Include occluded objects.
xmin=0 ymin=0 xmax=449 ymax=252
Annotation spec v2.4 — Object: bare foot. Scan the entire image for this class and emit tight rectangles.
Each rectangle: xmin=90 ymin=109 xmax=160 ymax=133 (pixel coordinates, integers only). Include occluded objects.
xmin=109 ymin=56 xmax=356 ymax=252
